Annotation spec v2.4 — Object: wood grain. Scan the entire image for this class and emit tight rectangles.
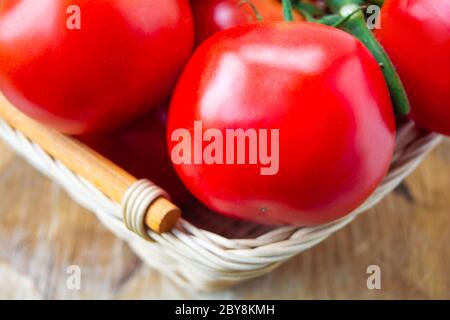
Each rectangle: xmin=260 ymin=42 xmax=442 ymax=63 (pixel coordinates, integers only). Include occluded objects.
xmin=0 ymin=139 xmax=449 ymax=299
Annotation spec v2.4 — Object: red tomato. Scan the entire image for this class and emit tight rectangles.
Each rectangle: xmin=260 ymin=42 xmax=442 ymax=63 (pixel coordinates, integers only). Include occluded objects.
xmin=167 ymin=22 xmax=396 ymax=226
xmin=376 ymin=0 xmax=450 ymax=136
xmin=0 ymin=0 xmax=194 ymax=134
xmin=79 ymin=105 xmax=192 ymax=206
xmin=190 ymin=0 xmax=302 ymax=44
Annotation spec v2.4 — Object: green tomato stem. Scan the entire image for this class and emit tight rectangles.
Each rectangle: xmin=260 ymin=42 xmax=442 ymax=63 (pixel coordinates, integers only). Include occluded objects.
xmin=325 ymin=0 xmax=410 ymax=115
xmin=326 ymin=0 xmax=363 ymax=13
xmin=330 ymin=6 xmax=363 ymax=27
xmin=239 ymin=0 xmax=263 ymax=21
xmin=316 ymin=14 xmax=342 ymax=26
xmin=282 ymin=0 xmax=294 ymax=22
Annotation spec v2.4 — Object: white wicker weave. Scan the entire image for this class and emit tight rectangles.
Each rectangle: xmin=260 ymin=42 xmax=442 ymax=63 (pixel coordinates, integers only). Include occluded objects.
xmin=0 ymin=117 xmax=442 ymax=291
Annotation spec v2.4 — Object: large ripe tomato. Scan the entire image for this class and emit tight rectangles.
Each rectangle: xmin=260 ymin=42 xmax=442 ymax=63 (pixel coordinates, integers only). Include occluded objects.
xmin=0 ymin=0 xmax=194 ymax=134
xmin=376 ymin=0 xmax=450 ymax=136
xmin=190 ymin=0 xmax=302 ymax=44
xmin=79 ymin=105 xmax=192 ymax=206
xmin=167 ymin=22 xmax=396 ymax=226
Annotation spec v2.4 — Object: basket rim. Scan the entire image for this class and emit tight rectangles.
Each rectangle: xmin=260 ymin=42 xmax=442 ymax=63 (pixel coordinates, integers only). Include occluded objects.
xmin=0 ymin=115 xmax=442 ymax=290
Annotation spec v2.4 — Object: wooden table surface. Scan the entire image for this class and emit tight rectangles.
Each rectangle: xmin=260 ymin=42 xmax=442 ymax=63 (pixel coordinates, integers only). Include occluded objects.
xmin=0 ymin=138 xmax=449 ymax=300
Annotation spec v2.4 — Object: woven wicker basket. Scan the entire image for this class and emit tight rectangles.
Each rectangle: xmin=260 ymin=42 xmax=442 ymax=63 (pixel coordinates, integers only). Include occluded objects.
xmin=0 ymin=93 xmax=442 ymax=291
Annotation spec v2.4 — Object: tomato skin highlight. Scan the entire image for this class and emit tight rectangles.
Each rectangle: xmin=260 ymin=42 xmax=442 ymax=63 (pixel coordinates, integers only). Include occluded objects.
xmin=190 ymin=0 xmax=302 ymax=45
xmin=376 ymin=0 xmax=450 ymax=136
xmin=0 ymin=0 xmax=194 ymax=134
xmin=167 ymin=22 xmax=396 ymax=226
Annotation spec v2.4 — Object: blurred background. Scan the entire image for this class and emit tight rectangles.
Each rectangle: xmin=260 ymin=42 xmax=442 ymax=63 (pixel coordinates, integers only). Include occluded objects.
xmin=0 ymin=139 xmax=449 ymax=299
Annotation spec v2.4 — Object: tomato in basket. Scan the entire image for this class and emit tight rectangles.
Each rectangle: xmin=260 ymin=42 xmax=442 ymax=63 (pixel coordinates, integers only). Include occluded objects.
xmin=376 ymin=0 xmax=450 ymax=136
xmin=167 ymin=22 xmax=396 ymax=226
xmin=0 ymin=0 xmax=194 ymax=134
xmin=190 ymin=0 xmax=302 ymax=45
